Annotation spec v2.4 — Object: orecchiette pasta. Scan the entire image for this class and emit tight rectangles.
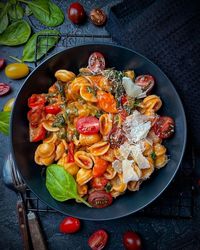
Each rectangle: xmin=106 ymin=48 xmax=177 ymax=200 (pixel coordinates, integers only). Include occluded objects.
xmin=28 ymin=53 xmax=175 ymax=208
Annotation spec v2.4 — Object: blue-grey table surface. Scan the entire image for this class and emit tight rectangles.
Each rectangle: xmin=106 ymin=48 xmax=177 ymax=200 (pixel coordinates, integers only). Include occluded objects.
xmin=0 ymin=1 xmax=200 ymax=249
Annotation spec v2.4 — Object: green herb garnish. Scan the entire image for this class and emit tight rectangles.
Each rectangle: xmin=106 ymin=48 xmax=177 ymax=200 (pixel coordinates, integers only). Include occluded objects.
xmin=52 ymin=114 xmax=65 ymax=128
xmin=151 ymin=151 xmax=157 ymax=160
xmin=0 ymin=111 xmax=11 ymax=135
xmin=105 ymin=183 xmax=112 ymax=193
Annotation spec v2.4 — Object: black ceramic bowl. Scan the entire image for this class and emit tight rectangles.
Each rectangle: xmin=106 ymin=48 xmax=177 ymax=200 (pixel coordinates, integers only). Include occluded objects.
xmin=11 ymin=44 xmax=186 ymax=220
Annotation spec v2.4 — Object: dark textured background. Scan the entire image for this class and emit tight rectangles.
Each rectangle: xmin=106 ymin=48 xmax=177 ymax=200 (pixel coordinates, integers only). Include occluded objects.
xmin=0 ymin=0 xmax=200 ymax=249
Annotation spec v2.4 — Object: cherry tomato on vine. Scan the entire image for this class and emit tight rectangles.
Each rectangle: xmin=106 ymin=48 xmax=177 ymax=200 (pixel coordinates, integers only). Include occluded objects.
xmin=123 ymin=231 xmax=142 ymax=250
xmin=67 ymin=2 xmax=86 ymax=24
xmin=88 ymin=229 xmax=108 ymax=250
xmin=59 ymin=217 xmax=81 ymax=234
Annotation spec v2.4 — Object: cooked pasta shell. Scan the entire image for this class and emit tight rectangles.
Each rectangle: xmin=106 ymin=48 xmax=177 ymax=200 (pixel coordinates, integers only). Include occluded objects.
xmin=43 ymin=133 xmax=58 ymax=144
xmin=36 ymin=143 xmax=55 ymax=158
xmin=147 ymin=130 xmax=162 ymax=144
xmin=74 ymin=151 xmax=94 ymax=169
xmin=141 ymin=157 xmax=154 ymax=179
xmin=143 ymin=95 xmax=162 ymax=112
xmin=101 ymin=148 xmax=116 ymax=162
xmin=143 ymin=140 xmax=153 ymax=157
xmin=34 ymin=153 xmax=44 ymax=166
xmin=155 ymin=154 xmax=168 ymax=169
xmin=77 ymin=184 xmax=88 ymax=197
xmin=104 ymin=164 xmax=116 ymax=180
xmin=40 ymin=153 xmax=56 ymax=166
xmin=76 ymin=168 xmax=93 ymax=186
xmin=79 ymin=134 xmax=101 ymax=146
xmin=63 ymin=162 xmax=79 ymax=176
xmin=80 ymin=85 xmax=97 ymax=102
xmin=110 ymin=190 xmax=124 ymax=198
xmin=55 ymin=70 xmax=76 ymax=82
xmin=99 ymin=114 xmax=113 ymax=136
xmin=127 ymin=181 xmax=141 ymax=191
xmin=55 ymin=141 xmax=66 ymax=161
xmin=154 ymin=143 xmax=167 ymax=156
xmin=88 ymin=141 xmax=110 ymax=156
xmin=110 ymin=173 xmax=127 ymax=193
xmin=42 ymin=121 xmax=60 ymax=132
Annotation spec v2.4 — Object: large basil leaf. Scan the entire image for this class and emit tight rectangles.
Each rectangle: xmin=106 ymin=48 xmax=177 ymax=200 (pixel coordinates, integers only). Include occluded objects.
xmin=46 ymin=164 xmax=91 ymax=207
xmin=22 ymin=29 xmax=60 ymax=62
xmin=19 ymin=0 xmax=64 ymax=27
xmin=8 ymin=2 xmax=24 ymax=21
xmin=0 ymin=2 xmax=9 ymax=34
xmin=0 ymin=20 xmax=31 ymax=46
xmin=0 ymin=111 xmax=11 ymax=136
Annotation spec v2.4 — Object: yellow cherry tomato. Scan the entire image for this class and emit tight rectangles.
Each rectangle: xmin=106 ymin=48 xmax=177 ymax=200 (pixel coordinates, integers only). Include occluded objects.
xmin=3 ymin=98 xmax=15 ymax=111
xmin=5 ymin=63 xmax=29 ymax=79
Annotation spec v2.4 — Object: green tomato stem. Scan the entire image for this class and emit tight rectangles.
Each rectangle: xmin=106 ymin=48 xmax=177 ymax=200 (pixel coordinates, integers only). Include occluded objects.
xmin=9 ymin=55 xmax=23 ymax=63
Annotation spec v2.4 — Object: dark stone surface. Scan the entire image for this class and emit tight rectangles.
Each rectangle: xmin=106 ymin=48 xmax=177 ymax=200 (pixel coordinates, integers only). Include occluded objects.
xmin=0 ymin=1 xmax=199 ymax=249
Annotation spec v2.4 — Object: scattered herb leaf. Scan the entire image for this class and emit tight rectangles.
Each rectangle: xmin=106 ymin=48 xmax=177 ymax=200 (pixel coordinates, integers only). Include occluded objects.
xmin=0 ymin=111 xmax=11 ymax=135
xmin=151 ymin=151 xmax=156 ymax=160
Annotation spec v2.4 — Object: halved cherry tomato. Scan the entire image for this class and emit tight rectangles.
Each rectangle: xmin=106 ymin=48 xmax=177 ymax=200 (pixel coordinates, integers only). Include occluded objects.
xmin=59 ymin=217 xmax=80 ymax=234
xmin=121 ymin=95 xmax=128 ymax=105
xmin=88 ymin=52 xmax=105 ymax=73
xmin=88 ymin=190 xmax=113 ymax=208
xmin=29 ymin=124 xmax=46 ymax=142
xmin=123 ymin=231 xmax=142 ymax=250
xmin=27 ymin=108 xmax=45 ymax=127
xmin=153 ymin=116 xmax=175 ymax=139
xmin=93 ymin=157 xmax=108 ymax=177
xmin=0 ymin=83 xmax=11 ymax=96
xmin=97 ymin=90 xmax=118 ymax=113
xmin=76 ymin=116 xmax=100 ymax=135
xmin=90 ymin=177 xmax=109 ymax=189
xmin=67 ymin=141 xmax=75 ymax=163
xmin=88 ymin=229 xmax=108 ymax=250
xmin=135 ymin=75 xmax=155 ymax=91
xmin=109 ymin=127 xmax=126 ymax=148
xmin=0 ymin=58 xmax=6 ymax=69
xmin=28 ymin=94 xmax=46 ymax=108
xmin=45 ymin=104 xmax=61 ymax=115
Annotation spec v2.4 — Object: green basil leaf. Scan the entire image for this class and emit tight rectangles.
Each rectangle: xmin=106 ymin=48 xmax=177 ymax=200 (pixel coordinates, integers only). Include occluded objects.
xmin=0 ymin=111 xmax=11 ymax=136
xmin=0 ymin=2 xmax=9 ymax=34
xmin=24 ymin=5 xmax=32 ymax=16
xmin=0 ymin=20 xmax=31 ymax=46
xmin=46 ymin=164 xmax=91 ymax=207
xmin=19 ymin=0 xmax=64 ymax=27
xmin=8 ymin=3 xmax=24 ymax=21
xmin=22 ymin=29 xmax=60 ymax=62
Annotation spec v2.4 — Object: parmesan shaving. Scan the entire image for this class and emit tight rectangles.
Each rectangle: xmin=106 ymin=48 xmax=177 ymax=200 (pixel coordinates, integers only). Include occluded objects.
xmin=112 ymin=160 xmax=122 ymax=173
xmin=122 ymin=160 xmax=140 ymax=183
xmin=130 ymin=144 xmax=150 ymax=169
xmin=122 ymin=77 xmax=143 ymax=98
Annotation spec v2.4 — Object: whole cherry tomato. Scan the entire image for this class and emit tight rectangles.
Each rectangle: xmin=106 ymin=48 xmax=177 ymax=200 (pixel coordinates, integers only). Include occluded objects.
xmin=59 ymin=217 xmax=80 ymax=234
xmin=5 ymin=63 xmax=29 ymax=79
xmin=88 ymin=52 xmax=105 ymax=73
xmin=76 ymin=116 xmax=100 ymax=135
xmin=153 ymin=116 xmax=175 ymax=139
xmin=0 ymin=58 xmax=6 ymax=69
xmin=93 ymin=157 xmax=108 ymax=177
xmin=88 ymin=190 xmax=113 ymax=208
xmin=123 ymin=231 xmax=142 ymax=250
xmin=135 ymin=75 xmax=155 ymax=91
xmin=29 ymin=124 xmax=46 ymax=142
xmin=28 ymin=94 xmax=46 ymax=108
xmin=45 ymin=104 xmax=61 ymax=115
xmin=68 ymin=2 xmax=86 ymax=24
xmin=90 ymin=177 xmax=109 ymax=190
xmin=88 ymin=229 xmax=108 ymax=250
xmin=0 ymin=83 xmax=11 ymax=96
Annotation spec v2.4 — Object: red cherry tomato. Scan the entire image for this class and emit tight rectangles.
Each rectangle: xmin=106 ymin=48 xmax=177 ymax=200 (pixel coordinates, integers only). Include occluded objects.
xmin=67 ymin=141 xmax=75 ymax=163
xmin=153 ymin=116 xmax=175 ymax=139
xmin=90 ymin=177 xmax=109 ymax=189
xmin=109 ymin=127 xmax=126 ymax=149
xmin=0 ymin=58 xmax=6 ymax=69
xmin=28 ymin=94 xmax=46 ymax=108
xmin=0 ymin=83 xmax=11 ymax=96
xmin=27 ymin=108 xmax=45 ymax=127
xmin=29 ymin=124 xmax=46 ymax=142
xmin=88 ymin=190 xmax=113 ymax=208
xmin=123 ymin=231 xmax=142 ymax=250
xmin=59 ymin=217 xmax=80 ymax=234
xmin=45 ymin=104 xmax=61 ymax=115
xmin=93 ymin=157 xmax=108 ymax=178
xmin=121 ymin=95 xmax=128 ymax=105
xmin=135 ymin=75 xmax=155 ymax=91
xmin=88 ymin=52 xmax=105 ymax=73
xmin=68 ymin=2 xmax=86 ymax=24
xmin=76 ymin=116 xmax=99 ymax=135
xmin=88 ymin=229 xmax=108 ymax=250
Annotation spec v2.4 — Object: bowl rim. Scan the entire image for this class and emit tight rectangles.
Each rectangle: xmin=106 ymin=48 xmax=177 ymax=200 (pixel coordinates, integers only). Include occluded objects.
xmin=10 ymin=42 xmax=187 ymax=220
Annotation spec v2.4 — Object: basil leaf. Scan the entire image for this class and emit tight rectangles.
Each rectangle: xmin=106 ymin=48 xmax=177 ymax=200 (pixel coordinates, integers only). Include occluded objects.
xmin=22 ymin=29 xmax=60 ymax=62
xmin=19 ymin=0 xmax=64 ymax=27
xmin=8 ymin=3 xmax=24 ymax=21
xmin=24 ymin=5 xmax=32 ymax=16
xmin=46 ymin=164 xmax=91 ymax=207
xmin=0 ymin=2 xmax=9 ymax=34
xmin=0 ymin=111 xmax=11 ymax=136
xmin=0 ymin=20 xmax=31 ymax=46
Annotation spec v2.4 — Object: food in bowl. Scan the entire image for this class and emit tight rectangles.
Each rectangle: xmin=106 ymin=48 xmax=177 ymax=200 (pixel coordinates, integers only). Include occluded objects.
xmin=27 ymin=52 xmax=175 ymax=208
